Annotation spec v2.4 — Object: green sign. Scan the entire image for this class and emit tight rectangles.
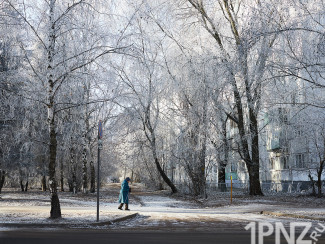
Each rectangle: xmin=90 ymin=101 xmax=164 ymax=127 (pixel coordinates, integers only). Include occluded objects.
xmin=226 ymin=172 xmax=238 ymax=180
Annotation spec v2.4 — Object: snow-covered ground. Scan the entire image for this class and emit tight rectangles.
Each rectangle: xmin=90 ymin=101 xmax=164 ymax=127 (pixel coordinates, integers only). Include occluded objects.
xmin=114 ymin=195 xmax=325 ymax=231
xmin=1 ymin=184 xmax=324 ymax=232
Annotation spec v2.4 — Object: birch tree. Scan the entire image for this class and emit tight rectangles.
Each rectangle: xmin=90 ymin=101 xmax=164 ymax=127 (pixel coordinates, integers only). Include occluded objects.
xmin=168 ymin=57 xmax=210 ymax=196
xmin=112 ymin=14 xmax=178 ymax=192
xmin=0 ymin=0 xmax=24 ymax=194
xmin=5 ymin=0 xmax=127 ymax=218
xmin=173 ymin=0 xmax=290 ymax=195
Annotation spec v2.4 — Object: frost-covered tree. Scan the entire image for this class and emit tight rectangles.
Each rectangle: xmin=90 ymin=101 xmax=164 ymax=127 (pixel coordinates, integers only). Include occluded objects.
xmin=171 ymin=0 xmax=295 ymax=195
xmin=5 ymin=0 xmax=128 ymax=218
xmin=115 ymin=60 xmax=178 ymax=192
xmin=0 ymin=0 xmax=26 ymax=194
xmin=168 ymin=57 xmax=210 ymax=196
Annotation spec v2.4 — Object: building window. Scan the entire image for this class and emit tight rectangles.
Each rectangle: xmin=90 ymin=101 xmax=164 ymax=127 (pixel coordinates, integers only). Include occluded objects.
xmin=241 ymin=161 xmax=246 ymax=171
xmin=231 ymin=162 xmax=237 ymax=172
xmin=282 ymin=145 xmax=289 ymax=153
xmin=281 ymin=156 xmax=289 ymax=169
xmin=295 ymin=154 xmax=305 ymax=168
xmin=269 ymin=158 xmax=275 ymax=170
xmin=295 ymin=125 xmax=304 ymax=137
xmin=278 ymin=108 xmax=289 ymax=124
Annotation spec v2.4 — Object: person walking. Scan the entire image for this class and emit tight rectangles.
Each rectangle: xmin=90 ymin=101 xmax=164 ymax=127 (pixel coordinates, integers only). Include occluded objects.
xmin=118 ymin=177 xmax=131 ymax=210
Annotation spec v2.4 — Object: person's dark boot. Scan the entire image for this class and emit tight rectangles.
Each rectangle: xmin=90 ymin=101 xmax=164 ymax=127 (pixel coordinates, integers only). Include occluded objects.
xmin=125 ymin=204 xmax=130 ymax=211
xmin=118 ymin=203 xmax=124 ymax=210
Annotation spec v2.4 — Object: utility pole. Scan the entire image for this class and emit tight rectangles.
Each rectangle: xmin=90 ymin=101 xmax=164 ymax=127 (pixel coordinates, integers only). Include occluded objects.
xmin=97 ymin=120 xmax=103 ymax=222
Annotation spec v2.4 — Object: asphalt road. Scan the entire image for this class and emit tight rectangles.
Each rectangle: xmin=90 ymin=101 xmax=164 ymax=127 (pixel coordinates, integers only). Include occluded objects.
xmin=2 ymin=230 xmax=325 ymax=244
xmin=0 ymin=231 xmax=257 ymax=244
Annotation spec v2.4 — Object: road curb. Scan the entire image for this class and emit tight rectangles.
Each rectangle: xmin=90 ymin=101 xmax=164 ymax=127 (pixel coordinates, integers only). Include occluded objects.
xmin=260 ymin=211 xmax=325 ymax=222
xmin=90 ymin=213 xmax=138 ymax=226
xmin=0 ymin=212 xmax=139 ymax=228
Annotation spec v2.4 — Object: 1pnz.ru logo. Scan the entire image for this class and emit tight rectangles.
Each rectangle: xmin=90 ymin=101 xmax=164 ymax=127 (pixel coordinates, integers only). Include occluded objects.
xmin=245 ymin=222 xmax=325 ymax=244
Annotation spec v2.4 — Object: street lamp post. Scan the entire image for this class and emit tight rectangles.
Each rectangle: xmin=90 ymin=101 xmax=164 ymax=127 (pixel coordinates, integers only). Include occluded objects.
xmin=97 ymin=120 xmax=103 ymax=222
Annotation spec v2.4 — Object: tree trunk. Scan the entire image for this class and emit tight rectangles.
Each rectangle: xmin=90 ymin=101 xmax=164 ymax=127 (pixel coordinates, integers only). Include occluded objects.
xmin=41 ymin=175 xmax=47 ymax=191
xmin=179 ymin=105 xmax=205 ymax=196
xmin=218 ymin=119 xmax=228 ymax=192
xmin=25 ymin=181 xmax=28 ymax=192
xmin=20 ymin=180 xmax=25 ymax=192
xmin=68 ymin=180 xmax=73 ymax=192
xmin=231 ymin=76 xmax=263 ymax=196
xmin=197 ymin=90 xmax=208 ymax=197
xmin=72 ymin=173 xmax=77 ymax=194
xmin=247 ymin=162 xmax=263 ymax=195
xmin=0 ymin=170 xmax=5 ymax=194
xmin=60 ymin=161 xmax=64 ymax=192
xmin=19 ymin=180 xmax=28 ymax=192
xmin=90 ymin=160 xmax=95 ymax=193
xmin=248 ymin=114 xmax=263 ymax=195
xmin=193 ymin=147 xmax=206 ymax=197
xmin=218 ymin=165 xmax=226 ymax=192
xmin=69 ymin=147 xmax=77 ymax=194
xmin=149 ymin=131 xmax=177 ymax=193
xmin=82 ymin=72 xmax=90 ymax=194
xmin=82 ymin=148 xmax=88 ymax=193
xmin=50 ymin=191 xmax=61 ymax=219
xmin=47 ymin=0 xmax=61 ymax=219
xmin=49 ymin=123 xmax=61 ymax=218
xmin=309 ymin=173 xmax=316 ymax=196
xmin=154 ymin=157 xmax=177 ymax=193
xmin=317 ymin=161 xmax=324 ymax=197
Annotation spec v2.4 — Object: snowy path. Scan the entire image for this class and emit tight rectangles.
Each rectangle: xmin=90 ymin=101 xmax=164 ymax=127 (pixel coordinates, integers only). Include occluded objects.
xmin=112 ymin=195 xmax=323 ymax=231
xmin=0 ymin=204 xmax=134 ymax=224
xmin=1 ymin=188 xmax=324 ymax=231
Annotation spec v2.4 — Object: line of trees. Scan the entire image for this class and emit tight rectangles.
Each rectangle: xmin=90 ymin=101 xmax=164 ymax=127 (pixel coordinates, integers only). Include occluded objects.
xmin=108 ymin=0 xmax=325 ymax=196
xmin=0 ymin=0 xmax=325 ymax=219
xmin=0 ymin=0 xmax=128 ymax=218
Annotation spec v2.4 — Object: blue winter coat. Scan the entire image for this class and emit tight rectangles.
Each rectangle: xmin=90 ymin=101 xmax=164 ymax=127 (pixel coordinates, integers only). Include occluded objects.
xmin=118 ymin=180 xmax=130 ymax=204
